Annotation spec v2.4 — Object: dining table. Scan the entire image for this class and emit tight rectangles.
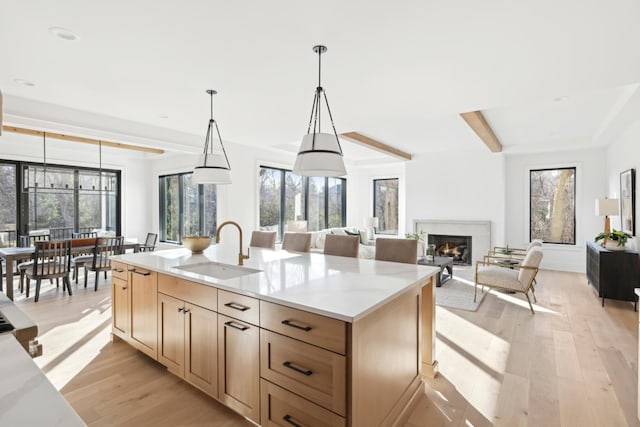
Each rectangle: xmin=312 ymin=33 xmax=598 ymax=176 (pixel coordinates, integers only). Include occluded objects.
xmin=0 ymin=240 xmax=139 ymax=301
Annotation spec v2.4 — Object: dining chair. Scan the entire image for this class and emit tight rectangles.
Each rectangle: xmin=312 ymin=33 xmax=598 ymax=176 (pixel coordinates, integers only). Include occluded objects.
xmin=286 ymin=221 xmax=308 ymax=232
xmin=24 ymin=239 xmax=72 ymax=302
xmin=138 ymin=233 xmax=158 ymax=252
xmin=375 ymin=238 xmax=418 ymax=264
xmin=83 ymin=236 xmax=124 ymax=291
xmin=324 ymin=234 xmax=359 ymax=258
xmin=71 ymin=235 xmax=99 ymax=284
xmin=18 ymin=233 xmax=52 ymax=293
xmin=281 ymin=232 xmax=312 ymax=253
xmin=249 ymin=231 xmax=277 ymax=249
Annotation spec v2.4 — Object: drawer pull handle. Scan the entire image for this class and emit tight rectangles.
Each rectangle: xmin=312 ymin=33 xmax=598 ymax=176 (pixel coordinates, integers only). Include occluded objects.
xmin=281 ymin=319 xmax=312 ymax=332
xmin=282 ymin=361 xmax=313 ymax=376
xmin=113 ymin=268 xmax=124 ymax=273
xmin=224 ymin=302 xmax=250 ymax=312
xmin=282 ymin=415 xmax=302 ymax=427
xmin=225 ymin=321 xmax=249 ymax=331
xmin=130 ymin=269 xmax=151 ymax=276
xmin=122 ymin=286 xmax=127 ymax=290
xmin=178 ymin=307 xmax=184 ymax=312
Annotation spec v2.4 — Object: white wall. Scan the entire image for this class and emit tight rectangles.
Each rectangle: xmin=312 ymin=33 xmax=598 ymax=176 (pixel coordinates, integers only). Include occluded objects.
xmin=504 ymin=148 xmax=606 ymax=272
xmin=605 ymin=119 xmax=640 ymax=251
xmin=347 ymin=162 xmax=406 ymax=234
xmin=405 ymin=149 xmax=506 ymax=250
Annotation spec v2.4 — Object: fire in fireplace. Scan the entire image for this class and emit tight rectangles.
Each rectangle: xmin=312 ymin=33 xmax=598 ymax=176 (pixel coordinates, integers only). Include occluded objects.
xmin=427 ymin=234 xmax=472 ymax=265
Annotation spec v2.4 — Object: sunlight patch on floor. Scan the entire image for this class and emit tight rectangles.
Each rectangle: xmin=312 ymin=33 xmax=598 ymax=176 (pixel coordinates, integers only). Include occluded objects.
xmin=436 ymin=308 xmax=510 ymax=421
xmin=33 ymin=299 xmax=112 ymax=390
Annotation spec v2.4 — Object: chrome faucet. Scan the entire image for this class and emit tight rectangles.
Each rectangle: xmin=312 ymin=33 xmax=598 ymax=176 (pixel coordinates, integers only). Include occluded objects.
xmin=215 ymin=221 xmax=250 ymax=266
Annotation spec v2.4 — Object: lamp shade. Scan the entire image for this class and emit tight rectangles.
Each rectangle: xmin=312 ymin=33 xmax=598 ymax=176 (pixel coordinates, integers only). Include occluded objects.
xmin=193 ymin=165 xmax=232 ymax=185
xmin=595 ymin=198 xmax=619 ymax=216
xmin=364 ymin=216 xmax=379 ymax=228
xmin=293 ymin=133 xmax=346 ymax=177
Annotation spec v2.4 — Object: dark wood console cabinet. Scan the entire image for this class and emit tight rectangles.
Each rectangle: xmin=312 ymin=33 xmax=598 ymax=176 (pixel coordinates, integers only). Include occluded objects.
xmin=586 ymin=241 xmax=639 ymax=309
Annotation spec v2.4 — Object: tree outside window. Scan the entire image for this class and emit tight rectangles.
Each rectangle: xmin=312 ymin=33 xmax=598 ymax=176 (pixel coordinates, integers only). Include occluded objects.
xmin=159 ymin=172 xmax=216 ymax=243
xmin=259 ymin=166 xmax=345 ymax=239
xmin=530 ymin=167 xmax=576 ymax=244
xmin=373 ymin=178 xmax=399 ymax=235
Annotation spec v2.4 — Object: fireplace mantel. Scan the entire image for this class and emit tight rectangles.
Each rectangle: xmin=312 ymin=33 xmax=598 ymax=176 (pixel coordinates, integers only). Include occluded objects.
xmin=413 ymin=219 xmax=491 ymax=265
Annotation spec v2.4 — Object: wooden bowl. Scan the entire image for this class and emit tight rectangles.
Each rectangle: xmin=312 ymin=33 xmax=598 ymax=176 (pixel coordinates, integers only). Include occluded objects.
xmin=181 ymin=236 xmax=212 ymax=253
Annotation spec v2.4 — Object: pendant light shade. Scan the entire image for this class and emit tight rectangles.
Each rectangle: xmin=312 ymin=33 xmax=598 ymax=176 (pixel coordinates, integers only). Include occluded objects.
xmin=193 ymin=89 xmax=232 ymax=185
xmin=293 ymin=45 xmax=346 ymax=177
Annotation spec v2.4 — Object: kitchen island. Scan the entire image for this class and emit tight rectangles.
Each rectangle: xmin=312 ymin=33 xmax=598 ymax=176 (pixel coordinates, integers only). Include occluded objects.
xmin=112 ymin=244 xmax=439 ymax=426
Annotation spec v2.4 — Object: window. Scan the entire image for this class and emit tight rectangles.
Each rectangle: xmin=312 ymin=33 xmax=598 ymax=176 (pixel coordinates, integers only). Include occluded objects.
xmin=159 ymin=172 xmax=217 ymax=243
xmin=20 ymin=162 xmax=121 ymax=239
xmin=0 ymin=159 xmax=121 ymax=244
xmin=530 ymin=167 xmax=576 ymax=244
xmin=259 ymin=166 xmax=346 ymax=239
xmin=373 ymin=178 xmax=399 ymax=234
xmin=0 ymin=162 xmax=17 ymax=247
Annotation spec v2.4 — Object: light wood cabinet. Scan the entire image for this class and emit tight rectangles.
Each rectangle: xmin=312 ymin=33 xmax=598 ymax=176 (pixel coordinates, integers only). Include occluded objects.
xmin=111 ymin=276 xmax=129 ymax=339
xmin=129 ymin=267 xmax=158 ymax=359
xmin=158 ymin=292 xmax=218 ymax=398
xmin=260 ymin=380 xmax=345 ymax=427
xmin=218 ymin=313 xmax=260 ymax=423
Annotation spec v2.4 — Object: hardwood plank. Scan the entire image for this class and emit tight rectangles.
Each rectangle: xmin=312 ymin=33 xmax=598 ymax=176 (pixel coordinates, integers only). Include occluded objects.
xmin=11 ymin=266 xmax=640 ymax=427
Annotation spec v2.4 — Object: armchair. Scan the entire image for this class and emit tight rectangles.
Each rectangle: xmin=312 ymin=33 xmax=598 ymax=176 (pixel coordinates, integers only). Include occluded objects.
xmin=474 ymin=247 xmax=543 ymax=314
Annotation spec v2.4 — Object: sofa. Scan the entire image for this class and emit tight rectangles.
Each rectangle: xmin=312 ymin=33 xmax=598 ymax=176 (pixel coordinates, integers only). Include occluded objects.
xmin=309 ymin=227 xmax=376 ymax=259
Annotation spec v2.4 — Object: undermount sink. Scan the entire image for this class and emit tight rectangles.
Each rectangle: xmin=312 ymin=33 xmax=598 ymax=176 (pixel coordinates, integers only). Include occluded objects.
xmin=173 ymin=262 xmax=262 ymax=280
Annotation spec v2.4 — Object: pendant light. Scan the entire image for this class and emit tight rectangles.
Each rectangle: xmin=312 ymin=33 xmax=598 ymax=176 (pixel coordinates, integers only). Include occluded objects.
xmin=293 ymin=45 xmax=346 ymax=177
xmin=192 ymin=89 xmax=232 ymax=184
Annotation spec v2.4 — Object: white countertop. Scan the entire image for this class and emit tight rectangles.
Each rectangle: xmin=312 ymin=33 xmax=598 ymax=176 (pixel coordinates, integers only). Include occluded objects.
xmin=113 ymin=243 xmax=439 ymax=322
xmin=0 ymin=334 xmax=85 ymax=426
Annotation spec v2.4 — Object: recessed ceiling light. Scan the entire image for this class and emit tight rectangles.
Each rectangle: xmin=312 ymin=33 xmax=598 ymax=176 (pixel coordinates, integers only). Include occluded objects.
xmin=157 ymin=114 xmax=169 ymax=119
xmin=14 ymin=78 xmax=35 ymax=87
xmin=554 ymin=96 xmax=569 ymax=102
xmin=48 ymin=26 xmax=80 ymax=41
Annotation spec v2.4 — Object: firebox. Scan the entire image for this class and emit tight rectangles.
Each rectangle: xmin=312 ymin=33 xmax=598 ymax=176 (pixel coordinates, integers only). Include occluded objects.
xmin=428 ymin=234 xmax=472 ymax=265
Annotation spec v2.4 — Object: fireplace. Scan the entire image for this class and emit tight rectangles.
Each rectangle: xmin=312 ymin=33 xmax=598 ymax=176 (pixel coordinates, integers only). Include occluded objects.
xmin=428 ymin=234 xmax=472 ymax=265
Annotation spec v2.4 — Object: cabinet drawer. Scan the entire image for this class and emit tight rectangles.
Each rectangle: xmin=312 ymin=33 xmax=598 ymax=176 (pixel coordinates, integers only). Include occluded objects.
xmin=218 ymin=290 xmax=259 ymax=326
xmin=260 ymin=301 xmax=346 ymax=354
xmin=260 ymin=380 xmax=345 ymax=427
xmin=261 ymin=330 xmax=346 ymax=416
xmin=111 ymin=261 xmax=128 ymax=281
xmin=158 ymin=274 xmax=217 ymax=311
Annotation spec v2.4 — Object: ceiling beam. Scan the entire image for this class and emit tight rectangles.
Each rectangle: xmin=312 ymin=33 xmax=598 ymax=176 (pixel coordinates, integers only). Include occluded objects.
xmin=1 ymin=125 xmax=165 ymax=154
xmin=340 ymin=131 xmax=412 ymax=161
xmin=459 ymin=111 xmax=502 ymax=153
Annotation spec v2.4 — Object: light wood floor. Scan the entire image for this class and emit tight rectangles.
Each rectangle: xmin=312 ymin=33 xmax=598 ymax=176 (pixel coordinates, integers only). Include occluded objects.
xmin=11 ymin=268 xmax=640 ymax=426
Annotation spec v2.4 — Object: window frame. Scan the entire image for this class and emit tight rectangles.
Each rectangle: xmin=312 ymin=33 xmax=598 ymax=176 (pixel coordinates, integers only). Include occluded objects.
xmin=258 ymin=165 xmax=346 ymax=239
xmin=158 ymin=171 xmax=217 ymax=244
xmin=528 ymin=166 xmax=577 ymax=245
xmin=373 ymin=177 xmax=399 ymax=235
xmin=8 ymin=159 xmax=122 ymax=240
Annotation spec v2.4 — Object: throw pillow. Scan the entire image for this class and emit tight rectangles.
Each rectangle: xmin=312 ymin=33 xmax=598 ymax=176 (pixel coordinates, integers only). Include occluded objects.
xmin=344 ymin=228 xmax=360 ymax=236
xmin=332 ymin=228 xmax=347 ymax=236
xmin=358 ymin=230 xmax=367 ymax=245
xmin=316 ymin=233 xmax=327 ymax=249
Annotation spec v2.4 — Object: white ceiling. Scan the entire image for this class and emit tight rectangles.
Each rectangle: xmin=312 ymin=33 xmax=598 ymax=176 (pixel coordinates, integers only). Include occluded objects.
xmin=2 ymin=0 xmax=640 ymax=162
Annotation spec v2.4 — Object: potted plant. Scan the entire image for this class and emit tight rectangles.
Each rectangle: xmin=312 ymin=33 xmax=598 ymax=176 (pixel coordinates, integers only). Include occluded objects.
xmin=405 ymin=231 xmax=426 ymax=258
xmin=594 ymin=229 xmax=632 ymax=251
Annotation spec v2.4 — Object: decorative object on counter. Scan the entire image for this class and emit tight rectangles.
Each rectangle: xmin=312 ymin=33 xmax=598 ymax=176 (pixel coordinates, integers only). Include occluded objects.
xmin=595 ymin=197 xmax=619 ymax=235
xmin=192 ymin=89 xmax=232 ymax=184
xmin=215 ymin=221 xmax=250 ymax=265
xmin=620 ymin=168 xmax=635 ymax=236
xmin=293 ymin=45 xmax=346 ymax=177
xmin=181 ymin=235 xmax=212 ymax=254
xmin=405 ymin=230 xmax=426 ymax=258
xmin=594 ymin=229 xmax=632 ymax=251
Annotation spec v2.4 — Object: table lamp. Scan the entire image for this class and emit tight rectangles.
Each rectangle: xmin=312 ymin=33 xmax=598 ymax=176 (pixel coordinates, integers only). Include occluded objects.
xmin=595 ymin=197 xmax=619 ymax=234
